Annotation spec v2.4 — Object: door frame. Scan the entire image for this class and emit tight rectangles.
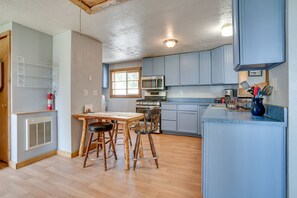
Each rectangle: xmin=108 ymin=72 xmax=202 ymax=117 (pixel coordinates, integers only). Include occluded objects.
xmin=0 ymin=30 xmax=11 ymax=164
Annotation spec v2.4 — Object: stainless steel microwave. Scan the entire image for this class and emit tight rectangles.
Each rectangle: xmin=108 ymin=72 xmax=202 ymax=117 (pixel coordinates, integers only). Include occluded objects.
xmin=141 ymin=76 xmax=165 ymax=90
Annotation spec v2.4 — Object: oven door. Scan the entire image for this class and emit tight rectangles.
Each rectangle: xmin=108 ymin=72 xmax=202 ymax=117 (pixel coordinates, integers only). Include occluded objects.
xmin=141 ymin=76 xmax=165 ymax=90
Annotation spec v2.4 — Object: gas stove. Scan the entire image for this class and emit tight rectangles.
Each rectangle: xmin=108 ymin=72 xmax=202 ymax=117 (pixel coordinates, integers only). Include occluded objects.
xmin=136 ymin=91 xmax=167 ymax=109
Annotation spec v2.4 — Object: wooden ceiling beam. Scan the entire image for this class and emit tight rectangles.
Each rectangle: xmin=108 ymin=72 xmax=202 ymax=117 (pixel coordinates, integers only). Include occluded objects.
xmin=69 ymin=0 xmax=127 ymax=14
xmin=69 ymin=0 xmax=92 ymax=14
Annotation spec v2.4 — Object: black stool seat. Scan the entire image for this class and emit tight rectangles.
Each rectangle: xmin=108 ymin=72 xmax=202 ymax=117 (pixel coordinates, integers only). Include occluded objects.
xmin=88 ymin=122 xmax=113 ymax=132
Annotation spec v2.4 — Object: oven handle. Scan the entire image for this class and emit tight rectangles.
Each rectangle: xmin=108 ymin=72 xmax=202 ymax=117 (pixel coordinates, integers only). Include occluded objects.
xmin=136 ymin=106 xmax=160 ymax=109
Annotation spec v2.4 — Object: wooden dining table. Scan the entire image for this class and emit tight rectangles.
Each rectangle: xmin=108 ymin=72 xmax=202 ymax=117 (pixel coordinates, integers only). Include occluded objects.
xmin=72 ymin=112 xmax=144 ymax=170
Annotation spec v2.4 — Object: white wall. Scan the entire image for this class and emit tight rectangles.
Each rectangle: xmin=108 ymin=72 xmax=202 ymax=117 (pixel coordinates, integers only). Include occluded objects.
xmin=54 ymin=31 xmax=102 ymax=153
xmin=71 ymin=31 xmax=102 ymax=152
xmin=102 ymin=60 xmax=142 ymax=112
xmin=167 ymin=85 xmax=238 ymax=98
xmin=53 ymin=31 xmax=72 ymax=153
xmin=11 ymin=22 xmax=53 ymax=112
xmin=267 ymin=63 xmax=288 ymax=106
xmin=287 ymin=0 xmax=297 ymax=196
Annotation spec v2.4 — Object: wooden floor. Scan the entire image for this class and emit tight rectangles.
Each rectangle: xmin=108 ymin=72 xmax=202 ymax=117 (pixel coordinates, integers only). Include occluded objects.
xmin=0 ymin=134 xmax=202 ymax=198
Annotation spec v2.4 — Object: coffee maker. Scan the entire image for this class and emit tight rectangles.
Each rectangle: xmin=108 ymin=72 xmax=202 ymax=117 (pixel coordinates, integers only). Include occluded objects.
xmin=224 ymin=89 xmax=235 ymax=98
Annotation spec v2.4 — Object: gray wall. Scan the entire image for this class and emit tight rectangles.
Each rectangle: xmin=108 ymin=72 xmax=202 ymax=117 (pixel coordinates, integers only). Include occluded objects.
xmin=71 ymin=31 xmax=102 ymax=152
xmin=53 ymin=31 xmax=72 ymax=153
xmin=11 ymin=22 xmax=53 ymax=112
xmin=53 ymin=31 xmax=102 ymax=153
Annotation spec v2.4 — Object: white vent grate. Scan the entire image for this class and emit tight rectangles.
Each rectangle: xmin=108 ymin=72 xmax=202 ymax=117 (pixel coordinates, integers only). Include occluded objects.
xmin=26 ymin=117 xmax=52 ymax=150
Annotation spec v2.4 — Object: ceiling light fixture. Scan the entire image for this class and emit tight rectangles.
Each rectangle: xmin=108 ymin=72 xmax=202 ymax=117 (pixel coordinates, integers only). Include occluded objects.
xmin=163 ymin=39 xmax=178 ymax=48
xmin=221 ymin=23 xmax=233 ymax=37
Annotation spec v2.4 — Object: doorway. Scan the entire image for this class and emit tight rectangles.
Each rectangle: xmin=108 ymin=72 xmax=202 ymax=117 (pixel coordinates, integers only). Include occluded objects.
xmin=0 ymin=30 xmax=11 ymax=166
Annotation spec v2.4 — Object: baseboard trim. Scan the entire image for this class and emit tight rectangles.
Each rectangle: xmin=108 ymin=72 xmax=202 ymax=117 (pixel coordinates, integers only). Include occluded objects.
xmin=57 ymin=144 xmax=97 ymax=159
xmin=9 ymin=150 xmax=57 ymax=169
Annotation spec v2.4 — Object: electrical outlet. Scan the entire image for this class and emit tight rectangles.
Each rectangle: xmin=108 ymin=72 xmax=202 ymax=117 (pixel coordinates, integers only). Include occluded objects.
xmin=93 ymin=90 xmax=98 ymax=96
xmin=84 ymin=104 xmax=93 ymax=113
xmin=83 ymin=89 xmax=88 ymax=96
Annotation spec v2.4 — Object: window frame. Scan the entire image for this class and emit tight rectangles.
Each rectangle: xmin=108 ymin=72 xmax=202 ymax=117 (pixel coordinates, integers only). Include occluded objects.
xmin=109 ymin=67 xmax=142 ymax=98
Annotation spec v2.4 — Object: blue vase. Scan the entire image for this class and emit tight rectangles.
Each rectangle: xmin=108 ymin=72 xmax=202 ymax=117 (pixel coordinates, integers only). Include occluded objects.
xmin=251 ymin=98 xmax=265 ymax=116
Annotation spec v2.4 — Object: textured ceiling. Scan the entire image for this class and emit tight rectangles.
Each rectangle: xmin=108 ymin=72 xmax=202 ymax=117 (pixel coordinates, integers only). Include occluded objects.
xmin=0 ymin=0 xmax=232 ymax=64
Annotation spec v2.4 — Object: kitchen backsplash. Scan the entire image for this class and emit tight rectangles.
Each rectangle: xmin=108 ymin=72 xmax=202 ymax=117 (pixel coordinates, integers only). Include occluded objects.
xmin=167 ymin=85 xmax=238 ymax=98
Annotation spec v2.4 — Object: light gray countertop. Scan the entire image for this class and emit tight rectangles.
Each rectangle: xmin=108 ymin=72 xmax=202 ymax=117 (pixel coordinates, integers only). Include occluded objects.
xmin=202 ymin=104 xmax=287 ymax=127
xmin=162 ymin=98 xmax=214 ymax=105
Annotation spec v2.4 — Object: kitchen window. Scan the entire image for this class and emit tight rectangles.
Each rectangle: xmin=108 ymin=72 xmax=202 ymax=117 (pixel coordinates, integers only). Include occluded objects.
xmin=110 ymin=67 xmax=142 ymax=98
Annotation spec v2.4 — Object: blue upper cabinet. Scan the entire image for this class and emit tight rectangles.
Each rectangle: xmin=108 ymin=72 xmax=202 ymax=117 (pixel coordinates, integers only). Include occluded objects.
xmin=142 ymin=58 xmax=153 ymax=76
xmin=232 ymin=0 xmax=285 ymax=71
xmin=142 ymin=57 xmax=165 ymax=76
xmin=102 ymin=63 xmax=109 ymax=89
xmin=211 ymin=47 xmax=225 ymax=84
xmin=224 ymin=45 xmax=238 ymax=84
xmin=153 ymin=56 xmax=165 ymax=75
xmin=165 ymin=55 xmax=180 ymax=86
xmin=180 ymin=52 xmax=199 ymax=85
xmin=212 ymin=45 xmax=238 ymax=84
xmin=199 ymin=51 xmax=212 ymax=85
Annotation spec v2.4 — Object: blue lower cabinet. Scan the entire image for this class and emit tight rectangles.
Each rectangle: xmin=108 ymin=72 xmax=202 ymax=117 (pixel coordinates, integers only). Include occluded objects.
xmin=177 ymin=111 xmax=198 ymax=134
xmin=161 ymin=120 xmax=177 ymax=131
xmin=202 ymin=122 xmax=286 ymax=198
xmin=161 ymin=103 xmax=206 ymax=136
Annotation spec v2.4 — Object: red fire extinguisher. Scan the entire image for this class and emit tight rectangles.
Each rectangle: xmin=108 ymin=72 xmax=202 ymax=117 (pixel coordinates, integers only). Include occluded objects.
xmin=47 ymin=92 xmax=53 ymax=110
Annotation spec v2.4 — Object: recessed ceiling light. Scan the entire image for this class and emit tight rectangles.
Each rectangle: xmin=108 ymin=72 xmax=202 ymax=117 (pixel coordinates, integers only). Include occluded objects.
xmin=163 ymin=39 xmax=178 ymax=48
xmin=221 ymin=23 xmax=233 ymax=37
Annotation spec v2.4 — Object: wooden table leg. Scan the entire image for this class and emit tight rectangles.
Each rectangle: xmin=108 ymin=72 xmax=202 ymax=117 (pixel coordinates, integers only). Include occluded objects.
xmin=123 ymin=122 xmax=130 ymax=170
xmin=79 ymin=118 xmax=88 ymax=157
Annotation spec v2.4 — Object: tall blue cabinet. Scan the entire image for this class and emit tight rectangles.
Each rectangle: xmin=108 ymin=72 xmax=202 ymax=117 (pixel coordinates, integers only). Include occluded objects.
xmin=232 ymin=0 xmax=285 ymax=71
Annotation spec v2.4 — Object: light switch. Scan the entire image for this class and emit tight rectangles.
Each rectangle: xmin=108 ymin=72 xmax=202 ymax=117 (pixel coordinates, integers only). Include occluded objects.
xmin=93 ymin=90 xmax=98 ymax=96
xmin=83 ymin=89 xmax=88 ymax=96
xmin=88 ymin=75 xmax=92 ymax=81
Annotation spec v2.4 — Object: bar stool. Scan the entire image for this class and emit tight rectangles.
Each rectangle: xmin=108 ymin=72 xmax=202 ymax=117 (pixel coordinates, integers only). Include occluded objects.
xmin=83 ymin=122 xmax=117 ymax=171
xmin=110 ymin=120 xmax=133 ymax=147
xmin=133 ymin=108 xmax=160 ymax=170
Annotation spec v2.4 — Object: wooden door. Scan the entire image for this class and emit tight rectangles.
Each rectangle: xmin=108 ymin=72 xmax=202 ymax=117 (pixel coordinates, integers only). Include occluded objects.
xmin=0 ymin=31 xmax=10 ymax=163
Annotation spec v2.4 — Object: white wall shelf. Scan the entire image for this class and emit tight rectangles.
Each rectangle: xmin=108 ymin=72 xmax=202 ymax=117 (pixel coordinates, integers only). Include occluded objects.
xmin=17 ymin=56 xmax=58 ymax=89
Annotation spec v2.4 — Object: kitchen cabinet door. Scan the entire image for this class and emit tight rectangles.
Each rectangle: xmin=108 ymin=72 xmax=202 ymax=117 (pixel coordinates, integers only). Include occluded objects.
xmin=178 ymin=111 xmax=198 ymax=134
xmin=211 ymin=47 xmax=224 ymax=84
xmin=152 ymin=57 xmax=165 ymax=75
xmin=199 ymin=105 xmax=208 ymax=136
xmin=180 ymin=52 xmax=199 ymax=85
xmin=102 ymin=63 xmax=109 ymax=88
xmin=199 ymin=51 xmax=212 ymax=85
xmin=161 ymin=120 xmax=177 ymax=132
xmin=165 ymin=55 xmax=180 ymax=86
xmin=142 ymin=58 xmax=153 ymax=76
xmin=233 ymin=0 xmax=285 ymax=71
xmin=224 ymin=45 xmax=238 ymax=84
